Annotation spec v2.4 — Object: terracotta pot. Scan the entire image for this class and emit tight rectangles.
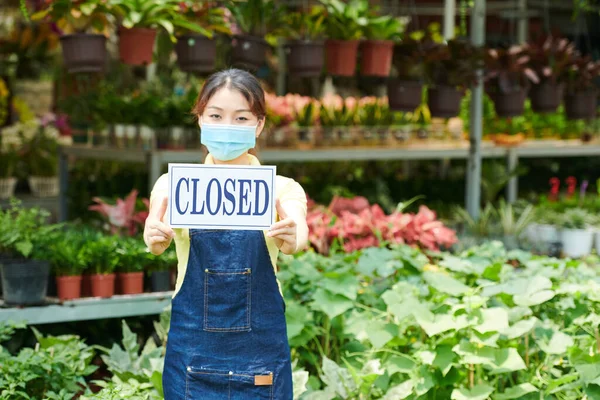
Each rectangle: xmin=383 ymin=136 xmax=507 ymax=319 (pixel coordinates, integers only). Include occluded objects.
xmin=90 ymin=273 xmax=115 ymax=298
xmin=491 ymin=133 xmax=526 ymax=147
xmin=81 ymin=273 xmax=92 ymax=297
xmin=119 ymin=27 xmax=157 ymax=65
xmin=529 ymin=82 xmax=563 ymax=113
xmin=565 ymin=91 xmax=597 ymax=120
xmin=117 ymin=272 xmax=144 ymax=295
xmin=361 ymin=40 xmax=394 ymax=77
xmin=388 ymin=80 xmax=423 ymax=111
xmin=491 ymin=90 xmax=527 ymax=117
xmin=325 ymin=40 xmax=359 ymax=76
xmin=60 ymin=34 xmax=107 ymax=73
xmin=427 ymin=86 xmax=463 ymax=118
xmin=286 ymin=40 xmax=324 ymax=77
xmin=56 ymin=275 xmax=82 ymax=301
xmin=175 ymin=35 xmax=216 ymax=73
xmin=231 ymin=35 xmax=268 ymax=70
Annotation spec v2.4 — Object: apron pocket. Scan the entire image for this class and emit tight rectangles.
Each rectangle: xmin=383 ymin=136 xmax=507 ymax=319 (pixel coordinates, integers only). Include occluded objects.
xmin=186 ymin=365 xmax=274 ymax=400
xmin=204 ymin=267 xmax=251 ymax=332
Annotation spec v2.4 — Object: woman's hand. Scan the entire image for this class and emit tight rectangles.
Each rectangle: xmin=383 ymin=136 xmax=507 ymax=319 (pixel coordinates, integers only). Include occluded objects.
xmin=144 ymin=196 xmax=175 ymax=255
xmin=267 ymin=199 xmax=307 ymax=255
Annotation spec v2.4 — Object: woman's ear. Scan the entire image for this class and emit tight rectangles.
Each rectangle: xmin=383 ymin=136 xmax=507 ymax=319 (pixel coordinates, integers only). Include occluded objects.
xmin=256 ymin=117 xmax=266 ymax=138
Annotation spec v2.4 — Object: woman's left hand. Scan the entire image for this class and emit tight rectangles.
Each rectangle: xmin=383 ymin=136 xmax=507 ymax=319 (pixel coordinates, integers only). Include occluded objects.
xmin=267 ymin=199 xmax=301 ymax=254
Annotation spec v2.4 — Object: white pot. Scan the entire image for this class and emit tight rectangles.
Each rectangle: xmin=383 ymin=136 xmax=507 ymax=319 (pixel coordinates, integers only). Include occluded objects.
xmin=536 ymin=224 xmax=560 ymax=244
xmin=28 ymin=176 xmax=59 ymax=197
xmin=523 ymin=223 xmax=539 ymax=244
xmin=0 ymin=177 xmax=17 ymax=199
xmin=561 ymin=228 xmax=594 ymax=258
xmin=595 ymin=230 xmax=600 ymax=253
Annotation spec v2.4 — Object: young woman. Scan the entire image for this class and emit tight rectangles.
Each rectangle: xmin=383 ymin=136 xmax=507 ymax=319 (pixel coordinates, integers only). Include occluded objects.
xmin=144 ymin=69 xmax=308 ymax=399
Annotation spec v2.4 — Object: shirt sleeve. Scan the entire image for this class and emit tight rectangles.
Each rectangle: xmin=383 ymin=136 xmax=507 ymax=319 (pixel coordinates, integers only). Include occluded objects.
xmin=277 ymin=177 xmax=308 ymax=217
xmin=149 ymin=173 xmax=169 ymax=203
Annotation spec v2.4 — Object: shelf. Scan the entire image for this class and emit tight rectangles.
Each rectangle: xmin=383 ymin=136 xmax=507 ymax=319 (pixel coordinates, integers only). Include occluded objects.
xmin=0 ymin=292 xmax=173 ymax=325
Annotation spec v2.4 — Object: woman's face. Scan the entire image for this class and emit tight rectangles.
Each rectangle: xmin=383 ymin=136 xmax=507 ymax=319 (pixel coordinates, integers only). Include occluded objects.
xmin=199 ymin=87 xmax=265 ymax=137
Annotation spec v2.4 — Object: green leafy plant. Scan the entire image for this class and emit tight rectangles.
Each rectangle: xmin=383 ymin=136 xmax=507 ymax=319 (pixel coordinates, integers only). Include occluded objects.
xmin=424 ymin=39 xmax=485 ymax=89
xmin=226 ymin=0 xmax=281 ymax=37
xmin=363 ymin=15 xmax=407 ymax=41
xmin=559 ymin=207 xmax=594 ymax=230
xmin=177 ymin=1 xmax=231 ymax=37
xmin=320 ymin=0 xmax=368 ymax=40
xmin=47 ymin=227 xmax=93 ymax=277
xmin=116 ymin=237 xmax=149 ymax=273
xmin=82 ymin=233 xmax=120 ymax=275
xmin=497 ymin=199 xmax=536 ymax=237
xmin=276 ymin=5 xmax=326 ymax=41
xmin=30 ymin=0 xmax=111 ymax=34
xmin=391 ymin=36 xmax=426 ymax=81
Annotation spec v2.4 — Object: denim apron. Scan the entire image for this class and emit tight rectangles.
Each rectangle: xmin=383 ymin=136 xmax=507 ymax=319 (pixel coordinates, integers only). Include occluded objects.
xmin=163 ymin=229 xmax=293 ymax=400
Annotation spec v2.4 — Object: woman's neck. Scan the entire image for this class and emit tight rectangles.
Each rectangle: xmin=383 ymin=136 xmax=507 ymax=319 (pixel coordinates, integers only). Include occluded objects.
xmin=211 ymin=152 xmax=251 ymax=165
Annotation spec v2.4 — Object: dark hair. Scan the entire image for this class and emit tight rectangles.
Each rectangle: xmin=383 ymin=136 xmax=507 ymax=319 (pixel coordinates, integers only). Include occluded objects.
xmin=192 ymin=68 xmax=266 ymax=120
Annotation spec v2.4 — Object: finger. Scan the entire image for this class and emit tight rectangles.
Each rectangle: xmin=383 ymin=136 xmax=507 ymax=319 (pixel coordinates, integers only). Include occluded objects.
xmin=152 ymin=222 xmax=174 ymax=237
xmin=272 ymin=234 xmax=296 ymax=244
xmin=276 ymin=199 xmax=288 ymax=220
xmin=269 ymin=218 xmax=295 ymax=231
xmin=152 ymin=196 xmax=169 ymax=219
xmin=268 ymin=227 xmax=295 ymax=237
xmin=149 ymin=236 xmax=169 ymax=244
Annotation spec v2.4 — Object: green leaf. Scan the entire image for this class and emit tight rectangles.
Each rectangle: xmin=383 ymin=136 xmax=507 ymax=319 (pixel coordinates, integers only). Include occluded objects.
xmin=417 ymin=313 xmax=470 ymax=337
xmin=311 ymin=288 xmax=354 ymax=320
xmin=383 ymin=380 xmax=414 ymax=399
xmin=319 ymin=274 xmax=359 ymax=300
xmin=357 ymin=247 xmax=401 ymax=277
xmin=534 ymin=327 xmax=574 ymax=355
xmin=285 ymin=302 xmax=311 ymax=339
xmin=424 ymin=271 xmax=470 ymax=296
xmin=365 ymin=320 xmax=395 ymax=349
xmin=502 ymin=318 xmax=538 ymax=339
xmin=513 ymin=276 xmax=555 ymax=306
xmin=474 ymin=308 xmax=509 ymax=334
xmin=433 ymin=345 xmax=456 ymax=376
xmin=488 ymin=348 xmax=527 ymax=374
xmin=451 ymin=384 xmax=495 ymax=400
xmin=494 ymin=383 xmax=538 ymax=400
xmin=15 ymin=241 xmax=33 ymax=258
xmin=386 ymin=355 xmax=417 ymax=376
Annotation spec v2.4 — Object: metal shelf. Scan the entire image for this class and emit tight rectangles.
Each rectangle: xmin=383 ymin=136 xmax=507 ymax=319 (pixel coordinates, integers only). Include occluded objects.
xmin=0 ymin=292 xmax=173 ymax=325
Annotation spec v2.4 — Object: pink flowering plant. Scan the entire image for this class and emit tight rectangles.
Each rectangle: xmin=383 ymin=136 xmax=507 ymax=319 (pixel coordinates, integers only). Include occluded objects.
xmin=307 ymin=195 xmax=457 ymax=255
xmin=88 ymin=189 xmax=149 ymax=237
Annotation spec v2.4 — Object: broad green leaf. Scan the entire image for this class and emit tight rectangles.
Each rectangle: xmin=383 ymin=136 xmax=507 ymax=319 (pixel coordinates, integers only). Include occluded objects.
xmin=502 ymin=318 xmax=538 ymax=339
xmin=418 ymin=350 xmax=435 ymax=365
xmin=424 ymin=271 xmax=470 ymax=296
xmin=440 ymin=255 xmax=475 ymax=274
xmin=321 ymin=357 xmax=357 ymax=397
xmin=451 ymin=384 xmax=494 ymax=400
xmin=414 ymin=366 xmax=435 ymax=396
xmin=575 ymin=362 xmax=600 ymax=384
xmin=474 ymin=308 xmax=509 ymax=334
xmin=365 ymin=321 xmax=396 ymax=349
xmin=453 ymin=343 xmax=526 ymax=373
xmin=494 ymin=383 xmax=538 ymax=400
xmin=386 ymin=355 xmax=417 ymax=376
xmin=487 ymin=348 xmax=527 ymax=374
xmin=318 ymin=274 xmax=359 ymax=300
xmin=433 ymin=345 xmax=456 ymax=376
xmin=344 ymin=311 xmax=369 ymax=342
xmin=357 ymin=247 xmax=402 ymax=277
xmin=388 ymin=297 xmax=433 ymax=323
xmin=417 ymin=314 xmax=470 ymax=337
xmin=472 ymin=331 xmax=500 ymax=348
xmin=513 ymin=276 xmax=555 ymax=306
xmin=311 ymin=288 xmax=354 ymax=320
xmin=534 ymin=327 xmax=574 ymax=355
xmin=285 ymin=302 xmax=311 ymax=339
xmin=383 ymin=380 xmax=414 ymax=400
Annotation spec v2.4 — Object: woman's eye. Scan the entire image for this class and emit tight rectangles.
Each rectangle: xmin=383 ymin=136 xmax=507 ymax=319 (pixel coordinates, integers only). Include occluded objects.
xmin=209 ymin=114 xmax=221 ymax=119
xmin=237 ymin=116 xmax=249 ymax=121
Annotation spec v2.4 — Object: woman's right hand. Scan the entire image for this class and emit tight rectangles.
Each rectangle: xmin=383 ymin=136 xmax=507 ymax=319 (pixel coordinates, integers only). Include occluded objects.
xmin=144 ymin=196 xmax=175 ymax=255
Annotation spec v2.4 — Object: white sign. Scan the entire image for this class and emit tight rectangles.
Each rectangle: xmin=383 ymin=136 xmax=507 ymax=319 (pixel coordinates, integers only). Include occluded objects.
xmin=167 ymin=163 xmax=276 ymax=230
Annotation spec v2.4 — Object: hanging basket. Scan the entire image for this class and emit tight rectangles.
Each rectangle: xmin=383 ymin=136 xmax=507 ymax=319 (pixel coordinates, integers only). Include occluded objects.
xmin=119 ymin=27 xmax=157 ymax=66
xmin=325 ymin=40 xmax=359 ymax=76
xmin=529 ymin=82 xmax=563 ymax=113
xmin=286 ymin=40 xmax=324 ymax=77
xmin=387 ymin=80 xmax=423 ymax=111
xmin=427 ymin=86 xmax=463 ymax=118
xmin=0 ymin=177 xmax=17 ymax=199
xmin=360 ymin=40 xmax=394 ymax=77
xmin=491 ymin=90 xmax=527 ymax=117
xmin=28 ymin=176 xmax=59 ymax=197
xmin=175 ymin=35 xmax=217 ymax=73
xmin=231 ymin=35 xmax=268 ymax=70
xmin=565 ymin=91 xmax=597 ymax=120
xmin=60 ymin=34 xmax=107 ymax=73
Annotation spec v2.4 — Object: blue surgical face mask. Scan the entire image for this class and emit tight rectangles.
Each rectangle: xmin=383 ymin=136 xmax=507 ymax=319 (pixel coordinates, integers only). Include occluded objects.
xmin=200 ymin=119 xmax=258 ymax=161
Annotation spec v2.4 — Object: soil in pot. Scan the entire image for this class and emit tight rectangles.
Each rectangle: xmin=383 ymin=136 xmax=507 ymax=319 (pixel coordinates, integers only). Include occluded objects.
xmin=0 ymin=259 xmax=49 ymax=306
xmin=56 ymin=275 xmax=82 ymax=301
xmin=427 ymin=86 xmax=463 ymax=118
xmin=90 ymin=273 xmax=116 ymax=298
xmin=388 ymin=80 xmax=423 ymax=112
xmin=60 ymin=34 xmax=107 ymax=73
xmin=565 ymin=92 xmax=598 ymax=120
xmin=325 ymin=40 xmax=359 ymax=77
xmin=286 ymin=40 xmax=324 ymax=77
xmin=231 ymin=35 xmax=268 ymax=70
xmin=561 ymin=229 xmax=594 ymax=258
xmin=119 ymin=27 xmax=157 ymax=66
xmin=529 ymin=82 xmax=563 ymax=113
xmin=117 ymin=272 xmax=144 ymax=295
xmin=175 ymin=35 xmax=216 ymax=73
xmin=360 ymin=40 xmax=394 ymax=77
xmin=150 ymin=270 xmax=172 ymax=292
xmin=491 ymin=90 xmax=526 ymax=117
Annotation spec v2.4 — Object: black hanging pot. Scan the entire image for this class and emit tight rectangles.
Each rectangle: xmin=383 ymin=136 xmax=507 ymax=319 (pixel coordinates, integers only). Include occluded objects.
xmin=565 ymin=91 xmax=597 ymax=120
xmin=0 ymin=259 xmax=49 ymax=306
xmin=491 ymin=89 xmax=527 ymax=117
xmin=231 ymin=35 xmax=269 ymax=70
xmin=529 ymin=82 xmax=564 ymax=113
xmin=388 ymin=79 xmax=423 ymax=111
xmin=150 ymin=270 xmax=172 ymax=292
xmin=175 ymin=34 xmax=217 ymax=73
xmin=286 ymin=40 xmax=324 ymax=77
xmin=427 ymin=85 xmax=463 ymax=118
xmin=60 ymin=34 xmax=107 ymax=73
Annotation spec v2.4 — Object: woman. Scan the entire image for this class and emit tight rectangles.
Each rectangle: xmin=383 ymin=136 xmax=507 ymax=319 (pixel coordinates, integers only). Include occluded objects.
xmin=144 ymin=69 xmax=308 ymax=399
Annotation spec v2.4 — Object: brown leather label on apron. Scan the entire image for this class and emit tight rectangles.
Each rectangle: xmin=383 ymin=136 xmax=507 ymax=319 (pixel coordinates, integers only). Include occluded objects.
xmin=254 ymin=374 xmax=273 ymax=385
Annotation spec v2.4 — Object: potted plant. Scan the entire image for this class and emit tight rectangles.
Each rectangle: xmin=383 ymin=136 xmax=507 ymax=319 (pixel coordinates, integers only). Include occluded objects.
xmin=559 ymin=208 xmax=595 ymax=258
xmin=48 ymin=228 xmax=88 ymax=301
xmin=361 ymin=14 xmax=406 ymax=77
xmin=484 ymin=45 xmax=539 ymax=118
xmin=30 ymin=0 xmax=109 ymax=73
xmin=357 ymin=97 xmax=393 ymax=145
xmin=175 ymin=1 xmax=231 ymax=73
xmin=147 ymin=245 xmax=176 ymax=292
xmin=497 ymin=200 xmax=536 ymax=250
xmin=564 ymin=54 xmax=600 ymax=120
xmin=320 ymin=0 xmax=367 ymax=76
xmin=115 ymin=237 xmax=145 ymax=295
xmin=226 ymin=0 xmax=280 ymax=70
xmin=278 ymin=5 xmax=326 ymax=77
xmin=0 ymin=202 xmax=58 ymax=305
xmin=0 ymin=123 xmax=22 ymax=199
xmin=424 ymin=39 xmax=484 ymax=118
xmin=528 ymin=36 xmax=574 ymax=113
xmin=319 ymin=95 xmax=358 ymax=147
xmin=83 ymin=233 xmax=119 ymax=298
xmin=388 ymin=36 xmax=426 ymax=112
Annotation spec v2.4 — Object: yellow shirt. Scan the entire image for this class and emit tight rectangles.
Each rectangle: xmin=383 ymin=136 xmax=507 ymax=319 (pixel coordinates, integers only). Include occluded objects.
xmin=149 ymin=154 xmax=307 ymax=298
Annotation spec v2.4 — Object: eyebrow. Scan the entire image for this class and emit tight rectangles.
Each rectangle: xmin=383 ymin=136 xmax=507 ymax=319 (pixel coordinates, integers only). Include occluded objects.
xmin=207 ymin=106 xmax=252 ymax=112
